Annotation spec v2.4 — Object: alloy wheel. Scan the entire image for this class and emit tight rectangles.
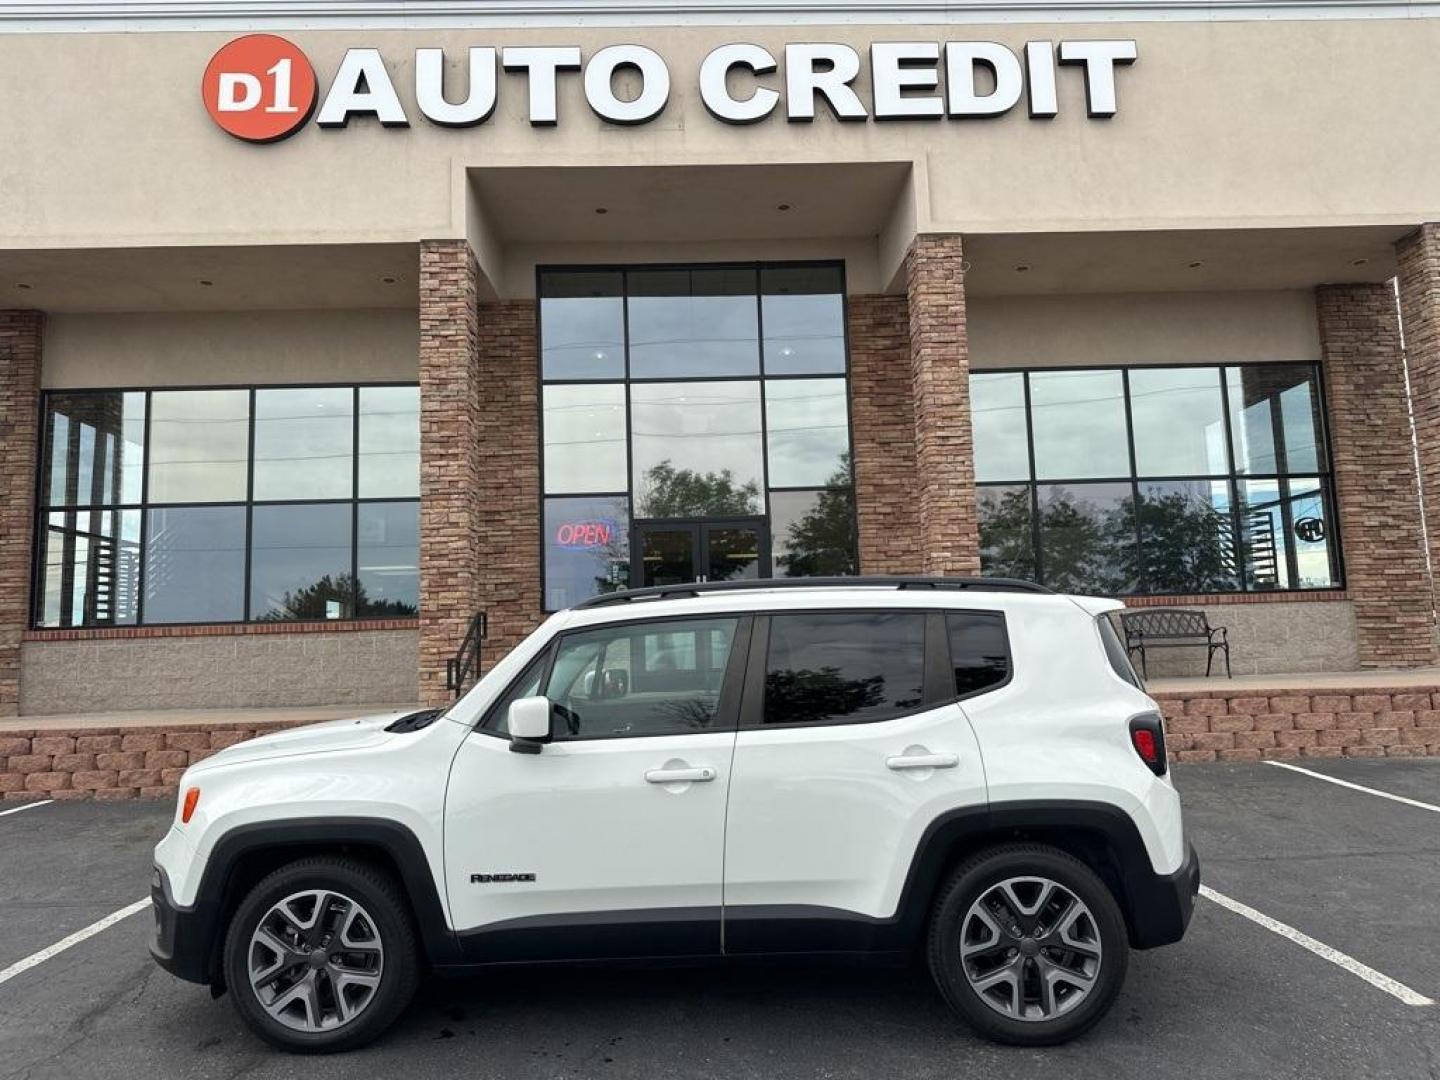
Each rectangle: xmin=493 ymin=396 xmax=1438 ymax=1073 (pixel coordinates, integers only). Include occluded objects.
xmin=247 ymin=889 xmax=385 ymax=1033
xmin=959 ymin=875 xmax=1102 ymax=1021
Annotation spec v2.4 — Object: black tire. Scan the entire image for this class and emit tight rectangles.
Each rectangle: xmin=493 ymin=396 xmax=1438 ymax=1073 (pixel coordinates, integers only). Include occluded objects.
xmin=927 ymin=843 xmax=1128 ymax=1046
xmin=223 ymin=857 xmax=420 ymax=1053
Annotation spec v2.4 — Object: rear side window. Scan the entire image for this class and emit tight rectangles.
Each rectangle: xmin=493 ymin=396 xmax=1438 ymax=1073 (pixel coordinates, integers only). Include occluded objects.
xmin=762 ymin=611 xmax=926 ymax=726
xmin=946 ymin=612 xmax=1010 ymax=697
xmin=1098 ymin=614 xmax=1143 ymax=688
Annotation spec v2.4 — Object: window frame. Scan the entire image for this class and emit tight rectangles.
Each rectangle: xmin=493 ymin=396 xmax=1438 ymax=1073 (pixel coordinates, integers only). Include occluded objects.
xmin=973 ymin=361 xmax=1344 ymax=597
xmin=536 ymin=260 xmax=860 ymax=612
xmin=944 ymin=609 xmax=1015 ymax=703
xmin=737 ymin=608 xmax=959 ymax=731
xmin=30 ymin=380 xmax=421 ymax=629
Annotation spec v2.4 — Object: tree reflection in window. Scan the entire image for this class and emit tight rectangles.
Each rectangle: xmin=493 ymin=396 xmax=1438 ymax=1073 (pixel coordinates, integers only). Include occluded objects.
xmin=762 ymin=612 xmax=925 ymax=725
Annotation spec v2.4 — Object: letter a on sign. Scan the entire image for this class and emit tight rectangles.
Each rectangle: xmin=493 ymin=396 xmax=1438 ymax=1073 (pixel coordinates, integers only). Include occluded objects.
xmin=203 ymin=34 xmax=318 ymax=143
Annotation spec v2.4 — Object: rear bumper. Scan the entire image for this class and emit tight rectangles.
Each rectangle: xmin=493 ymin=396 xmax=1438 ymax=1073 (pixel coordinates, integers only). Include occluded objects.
xmin=148 ymin=866 xmax=221 ymax=986
xmin=1126 ymin=842 xmax=1200 ymax=949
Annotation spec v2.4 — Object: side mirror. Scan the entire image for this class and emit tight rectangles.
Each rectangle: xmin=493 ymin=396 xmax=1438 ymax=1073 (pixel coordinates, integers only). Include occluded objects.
xmin=507 ymin=696 xmax=552 ymax=754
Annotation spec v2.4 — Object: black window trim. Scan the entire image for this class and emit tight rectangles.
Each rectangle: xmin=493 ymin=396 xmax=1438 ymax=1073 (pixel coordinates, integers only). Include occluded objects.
xmin=31 ymin=380 xmax=421 ymax=630
xmin=972 ymin=360 xmax=1343 ymax=597
xmin=943 ymin=608 xmax=1016 ymax=705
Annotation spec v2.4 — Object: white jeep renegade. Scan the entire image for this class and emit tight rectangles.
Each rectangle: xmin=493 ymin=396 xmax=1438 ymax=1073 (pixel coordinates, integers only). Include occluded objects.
xmin=150 ymin=576 xmax=1199 ymax=1053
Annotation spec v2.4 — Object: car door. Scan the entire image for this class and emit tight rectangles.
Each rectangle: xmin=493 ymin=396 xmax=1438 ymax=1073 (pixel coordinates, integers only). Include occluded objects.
xmin=722 ymin=607 xmax=1001 ymax=954
xmin=444 ymin=613 xmax=750 ymax=963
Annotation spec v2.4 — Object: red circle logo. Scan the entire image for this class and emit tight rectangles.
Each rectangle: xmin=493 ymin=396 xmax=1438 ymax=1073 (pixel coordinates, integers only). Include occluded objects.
xmin=203 ymin=35 xmax=317 ymax=143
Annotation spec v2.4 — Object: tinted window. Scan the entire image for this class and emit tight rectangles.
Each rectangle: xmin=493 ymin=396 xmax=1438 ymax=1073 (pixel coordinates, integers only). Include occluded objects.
xmin=43 ymin=391 xmax=146 ymax=506
xmin=1129 ymin=367 xmax=1227 ymax=478
xmin=357 ymin=501 xmax=419 ymax=616
xmin=36 ymin=509 xmax=141 ymax=627
xmin=539 ymin=271 xmax=625 ymax=380
xmin=249 ymin=503 xmax=352 ymax=621
xmin=253 ymin=387 xmax=354 ymax=501
xmin=764 ymin=378 xmax=849 ymax=487
xmin=760 ymin=265 xmax=845 ymax=375
xmin=543 ymin=383 xmax=627 ymax=494
xmin=358 ymin=386 xmax=420 ymax=498
xmin=142 ymin=506 xmax=247 ymax=623
xmin=630 ymin=382 xmax=763 ymax=517
xmin=946 ymin=612 xmax=1010 ymax=697
xmin=627 ymin=267 xmax=759 ymax=378
xmin=482 ymin=651 xmax=550 ymax=734
xmin=762 ymin=612 xmax=925 ymax=726
xmin=148 ymin=389 xmax=250 ymax=503
xmin=1029 ymin=370 xmax=1129 ymax=481
xmin=543 ymin=496 xmax=630 ymax=609
xmin=971 ymin=373 xmax=1030 ymax=483
xmin=545 ymin=617 xmax=739 ymax=739
xmin=1098 ymin=615 xmax=1142 ymax=688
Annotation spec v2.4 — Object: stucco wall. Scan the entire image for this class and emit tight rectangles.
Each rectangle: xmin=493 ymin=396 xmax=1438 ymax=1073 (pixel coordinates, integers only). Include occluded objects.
xmin=42 ymin=309 xmax=419 ymax=388
xmin=18 ymin=629 xmax=420 ymax=715
xmin=1123 ymin=600 xmax=1359 ymax=679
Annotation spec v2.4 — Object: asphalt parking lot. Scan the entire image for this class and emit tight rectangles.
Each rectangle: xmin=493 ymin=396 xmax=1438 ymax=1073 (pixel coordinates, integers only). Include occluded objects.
xmin=1 ymin=759 xmax=1437 ymax=1080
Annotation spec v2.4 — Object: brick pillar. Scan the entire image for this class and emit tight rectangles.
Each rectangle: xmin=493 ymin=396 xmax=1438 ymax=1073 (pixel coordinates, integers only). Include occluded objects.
xmin=418 ymin=241 xmax=483 ymax=706
xmin=904 ymin=234 xmax=980 ymax=575
xmin=1397 ymin=224 xmax=1440 ymax=594
xmin=0 ymin=312 xmax=43 ymax=717
xmin=848 ymin=295 xmax=922 ymax=574
xmin=1316 ymin=283 xmax=1435 ymax=667
xmin=474 ymin=299 xmax=542 ymax=670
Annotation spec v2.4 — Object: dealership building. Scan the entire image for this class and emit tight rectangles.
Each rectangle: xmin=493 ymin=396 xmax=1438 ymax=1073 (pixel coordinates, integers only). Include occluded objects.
xmin=3 ymin=0 xmax=1440 ymax=720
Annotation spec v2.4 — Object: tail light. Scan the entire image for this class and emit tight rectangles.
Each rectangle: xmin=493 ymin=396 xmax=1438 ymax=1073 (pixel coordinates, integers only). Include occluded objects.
xmin=1129 ymin=714 xmax=1168 ymax=776
xmin=181 ymin=786 xmax=201 ymax=824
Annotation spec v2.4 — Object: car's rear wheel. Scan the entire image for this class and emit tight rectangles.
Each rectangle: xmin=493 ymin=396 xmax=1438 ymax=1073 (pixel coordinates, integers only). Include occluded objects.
xmin=927 ymin=843 xmax=1128 ymax=1046
xmin=223 ymin=857 xmax=419 ymax=1053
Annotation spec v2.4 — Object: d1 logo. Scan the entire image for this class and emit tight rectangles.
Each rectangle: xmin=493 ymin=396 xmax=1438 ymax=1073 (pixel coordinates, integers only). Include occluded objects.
xmin=203 ymin=34 xmax=317 ymax=143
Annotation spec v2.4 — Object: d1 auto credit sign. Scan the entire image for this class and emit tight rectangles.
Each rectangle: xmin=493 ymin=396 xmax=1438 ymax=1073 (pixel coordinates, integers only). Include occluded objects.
xmin=204 ymin=34 xmax=1136 ymax=143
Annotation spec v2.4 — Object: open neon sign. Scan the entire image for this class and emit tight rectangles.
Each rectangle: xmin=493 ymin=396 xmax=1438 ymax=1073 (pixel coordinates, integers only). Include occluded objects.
xmin=555 ymin=519 xmax=619 ymax=550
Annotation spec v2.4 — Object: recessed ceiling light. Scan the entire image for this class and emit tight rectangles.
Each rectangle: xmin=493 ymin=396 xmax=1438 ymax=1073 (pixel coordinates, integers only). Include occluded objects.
xmin=777 ymin=203 xmax=792 ymax=211
xmin=1352 ymin=258 xmax=1370 ymax=267
xmin=15 ymin=282 xmax=32 ymax=290
xmin=595 ymin=207 xmax=609 ymax=215
xmin=1014 ymin=264 xmax=1031 ymax=273
xmin=381 ymin=275 xmax=397 ymax=284
xmin=1187 ymin=261 xmax=1203 ymax=269
xmin=199 ymin=279 xmax=214 ymax=287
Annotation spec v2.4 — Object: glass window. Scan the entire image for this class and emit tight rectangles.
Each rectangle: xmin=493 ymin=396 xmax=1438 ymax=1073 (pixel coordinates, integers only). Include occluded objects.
xmin=762 ymin=611 xmax=926 ymax=726
xmin=628 ymin=267 xmax=759 ymax=378
xmin=253 ymin=387 xmax=354 ymax=501
xmin=357 ymin=502 xmax=419 ymax=617
xmin=761 ymin=265 xmax=846 ymax=375
xmin=1036 ymin=483 xmax=1137 ymax=595
xmin=946 ymin=612 xmax=1010 ymax=697
xmin=1227 ymin=365 xmax=1325 ymax=475
xmin=631 ymin=382 xmax=763 ymax=517
xmin=1238 ymin=477 xmax=1337 ymax=591
xmin=544 ymin=496 xmax=630 ymax=611
xmin=35 ymin=509 xmax=141 ymax=627
xmin=148 ymin=389 xmax=250 ymax=503
xmin=971 ymin=373 xmax=1030 ymax=483
xmin=1288 ymin=477 xmax=1337 ymax=589
xmin=1097 ymin=615 xmax=1142 ymax=688
xmin=1130 ymin=367 xmax=1227 ymax=478
xmin=142 ymin=506 xmax=247 ymax=623
xmin=1136 ymin=481 xmax=1238 ymax=594
xmin=544 ymin=617 xmax=739 ymax=739
xmin=770 ymin=488 xmax=856 ymax=577
xmin=1029 ymin=370 xmax=1129 ymax=480
xmin=250 ymin=503 xmax=353 ymax=621
xmin=482 ymin=651 xmax=550 ymax=735
xmin=977 ymin=485 xmax=1037 ymax=581
xmin=765 ymin=378 xmax=850 ymax=488
xmin=542 ymin=383 xmax=628 ymax=494
xmin=359 ymin=386 xmax=420 ymax=498
xmin=42 ymin=392 xmax=145 ymax=506
xmin=540 ymin=271 xmax=625 ymax=380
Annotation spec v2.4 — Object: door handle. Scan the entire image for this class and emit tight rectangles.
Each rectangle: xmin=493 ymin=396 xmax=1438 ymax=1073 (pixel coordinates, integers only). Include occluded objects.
xmin=886 ymin=753 xmax=959 ymax=771
xmin=645 ymin=766 xmax=717 ymax=784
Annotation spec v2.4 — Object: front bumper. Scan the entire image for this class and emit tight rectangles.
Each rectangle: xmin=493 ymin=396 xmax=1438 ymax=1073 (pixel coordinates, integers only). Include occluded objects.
xmin=1125 ymin=842 xmax=1200 ymax=949
xmin=149 ymin=866 xmax=221 ymax=986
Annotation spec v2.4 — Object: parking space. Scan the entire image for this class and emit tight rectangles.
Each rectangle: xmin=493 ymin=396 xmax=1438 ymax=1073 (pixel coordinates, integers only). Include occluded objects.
xmin=0 ymin=760 xmax=1437 ymax=1080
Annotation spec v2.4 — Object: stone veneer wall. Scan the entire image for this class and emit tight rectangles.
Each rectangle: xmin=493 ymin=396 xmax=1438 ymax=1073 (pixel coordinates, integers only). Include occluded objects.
xmin=1397 ymin=225 xmax=1440 ymax=608
xmin=0 ymin=312 xmax=42 ymax=718
xmin=1315 ymin=283 xmax=1435 ymax=666
xmin=19 ymin=628 xmax=419 ymax=715
xmin=904 ymin=235 xmax=980 ymax=576
xmin=848 ymin=294 xmax=922 ymax=574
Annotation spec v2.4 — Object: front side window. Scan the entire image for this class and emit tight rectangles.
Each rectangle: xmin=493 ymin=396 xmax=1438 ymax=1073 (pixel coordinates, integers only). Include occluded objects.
xmin=34 ymin=384 xmax=420 ymax=628
xmin=539 ymin=263 xmax=857 ymax=610
xmin=543 ymin=617 xmax=740 ymax=739
xmin=761 ymin=611 xmax=925 ymax=726
xmin=970 ymin=363 xmax=1338 ymax=596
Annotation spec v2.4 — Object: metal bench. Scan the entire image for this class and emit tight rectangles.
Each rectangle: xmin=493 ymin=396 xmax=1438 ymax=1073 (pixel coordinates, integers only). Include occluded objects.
xmin=1119 ymin=608 xmax=1231 ymax=679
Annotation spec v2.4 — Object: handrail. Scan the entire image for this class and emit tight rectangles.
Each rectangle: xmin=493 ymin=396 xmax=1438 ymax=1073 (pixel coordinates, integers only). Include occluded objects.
xmin=445 ymin=611 xmax=487 ymax=698
xmin=573 ymin=575 xmax=1051 ymax=610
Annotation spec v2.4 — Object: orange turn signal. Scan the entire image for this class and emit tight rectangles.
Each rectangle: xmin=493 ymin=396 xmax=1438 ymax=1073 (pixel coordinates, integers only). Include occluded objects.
xmin=181 ymin=787 xmax=201 ymax=824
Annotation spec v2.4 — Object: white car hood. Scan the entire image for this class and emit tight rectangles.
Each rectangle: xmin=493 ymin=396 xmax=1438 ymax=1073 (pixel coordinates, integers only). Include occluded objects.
xmin=190 ymin=710 xmax=415 ymax=772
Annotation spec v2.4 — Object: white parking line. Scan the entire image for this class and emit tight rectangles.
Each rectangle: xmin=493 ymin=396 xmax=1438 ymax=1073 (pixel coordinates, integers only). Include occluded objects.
xmin=0 ymin=800 xmax=53 ymax=818
xmin=0 ymin=898 xmax=150 ymax=988
xmin=1200 ymin=885 xmax=1434 ymax=1007
xmin=1263 ymin=760 xmax=1440 ymax=814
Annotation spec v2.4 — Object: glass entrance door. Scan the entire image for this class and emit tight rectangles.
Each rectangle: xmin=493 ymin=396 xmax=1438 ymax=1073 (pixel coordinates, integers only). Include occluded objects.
xmin=633 ymin=519 xmax=769 ymax=588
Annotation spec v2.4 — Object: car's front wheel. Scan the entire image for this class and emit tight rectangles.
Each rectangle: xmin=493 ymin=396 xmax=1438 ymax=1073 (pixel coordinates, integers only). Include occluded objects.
xmin=927 ymin=843 xmax=1129 ymax=1046
xmin=223 ymin=857 xmax=419 ymax=1053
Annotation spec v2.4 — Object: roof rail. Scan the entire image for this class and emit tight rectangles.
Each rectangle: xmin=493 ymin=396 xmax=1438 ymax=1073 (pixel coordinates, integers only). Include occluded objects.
xmin=572 ymin=575 xmax=1052 ymax=610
